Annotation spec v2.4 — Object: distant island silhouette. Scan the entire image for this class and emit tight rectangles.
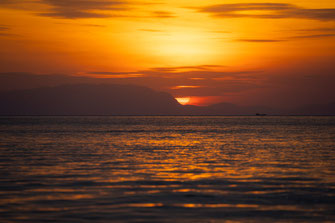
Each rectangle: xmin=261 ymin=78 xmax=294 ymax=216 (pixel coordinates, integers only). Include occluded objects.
xmin=0 ymin=83 xmax=334 ymax=115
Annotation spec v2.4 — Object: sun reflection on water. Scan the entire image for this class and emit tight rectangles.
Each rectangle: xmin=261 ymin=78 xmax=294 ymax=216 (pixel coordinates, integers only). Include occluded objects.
xmin=0 ymin=116 xmax=335 ymax=222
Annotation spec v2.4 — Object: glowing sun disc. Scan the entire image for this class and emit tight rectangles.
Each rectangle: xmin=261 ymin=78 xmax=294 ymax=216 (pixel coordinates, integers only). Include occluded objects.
xmin=176 ymin=97 xmax=190 ymax=105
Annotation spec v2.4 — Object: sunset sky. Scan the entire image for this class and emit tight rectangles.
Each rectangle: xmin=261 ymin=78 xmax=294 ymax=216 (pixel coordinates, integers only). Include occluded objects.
xmin=1 ymin=0 xmax=335 ymax=107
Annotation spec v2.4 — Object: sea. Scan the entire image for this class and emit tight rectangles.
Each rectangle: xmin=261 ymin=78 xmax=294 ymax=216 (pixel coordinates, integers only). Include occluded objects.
xmin=0 ymin=116 xmax=334 ymax=222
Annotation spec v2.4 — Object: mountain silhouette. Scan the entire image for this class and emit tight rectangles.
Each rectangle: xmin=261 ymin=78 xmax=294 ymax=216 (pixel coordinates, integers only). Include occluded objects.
xmin=0 ymin=84 xmax=334 ymax=115
xmin=0 ymin=84 xmax=181 ymax=115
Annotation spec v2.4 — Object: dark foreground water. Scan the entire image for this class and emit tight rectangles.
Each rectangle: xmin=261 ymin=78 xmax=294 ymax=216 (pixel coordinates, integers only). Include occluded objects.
xmin=0 ymin=116 xmax=335 ymax=222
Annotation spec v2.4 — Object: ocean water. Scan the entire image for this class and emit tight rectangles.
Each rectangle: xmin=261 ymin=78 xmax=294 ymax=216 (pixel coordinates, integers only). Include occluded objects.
xmin=0 ymin=116 xmax=335 ymax=222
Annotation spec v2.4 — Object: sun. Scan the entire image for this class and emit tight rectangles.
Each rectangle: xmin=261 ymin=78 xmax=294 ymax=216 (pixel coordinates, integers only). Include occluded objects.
xmin=175 ymin=97 xmax=191 ymax=105
xmin=150 ymin=30 xmax=216 ymax=65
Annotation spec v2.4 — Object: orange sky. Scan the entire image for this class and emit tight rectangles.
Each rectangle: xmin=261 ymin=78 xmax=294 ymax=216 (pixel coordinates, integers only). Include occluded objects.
xmin=0 ymin=0 xmax=335 ymax=107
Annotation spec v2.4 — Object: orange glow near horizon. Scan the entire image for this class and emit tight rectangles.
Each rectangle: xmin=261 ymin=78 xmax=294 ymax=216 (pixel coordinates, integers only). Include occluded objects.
xmin=175 ymin=96 xmax=225 ymax=106
xmin=0 ymin=0 xmax=335 ymax=107
xmin=171 ymin=86 xmax=201 ymax=90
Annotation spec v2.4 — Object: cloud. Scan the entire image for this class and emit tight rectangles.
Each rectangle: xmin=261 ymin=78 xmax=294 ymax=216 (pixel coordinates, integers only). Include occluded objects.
xmin=84 ymin=71 xmax=144 ymax=78
xmin=197 ymin=3 xmax=335 ymax=21
xmin=0 ymin=33 xmax=13 ymax=36
xmin=0 ymin=25 xmax=14 ymax=37
xmin=0 ymin=25 xmax=10 ymax=31
xmin=37 ymin=0 xmax=127 ymax=19
xmin=89 ymin=65 xmax=260 ymax=79
xmin=88 ymin=65 xmax=233 ymax=78
xmin=0 ymin=68 xmax=264 ymax=99
xmin=151 ymin=11 xmax=175 ymax=18
xmin=0 ymin=0 xmax=175 ymax=19
xmin=0 ymin=0 xmax=22 ymax=4
xmin=0 ymin=0 xmax=130 ymax=19
xmin=296 ymin=28 xmax=335 ymax=33
xmin=234 ymin=34 xmax=335 ymax=43
xmin=81 ymin=24 xmax=107 ymax=27
xmin=149 ymin=65 xmax=227 ymax=72
xmin=0 ymin=0 xmax=26 ymax=6
xmin=236 ymin=39 xmax=284 ymax=42
xmin=84 ymin=65 xmax=264 ymax=97
xmin=290 ymin=34 xmax=335 ymax=39
xmin=171 ymin=85 xmax=202 ymax=90
xmin=54 ymin=22 xmax=107 ymax=27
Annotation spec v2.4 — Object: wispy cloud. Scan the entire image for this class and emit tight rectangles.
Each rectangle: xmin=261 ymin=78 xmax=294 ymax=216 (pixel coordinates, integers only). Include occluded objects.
xmin=151 ymin=11 xmax=175 ymax=18
xmin=149 ymin=65 xmax=228 ymax=72
xmin=290 ymin=34 xmax=335 ymax=39
xmin=0 ymin=25 xmax=15 ymax=37
xmin=0 ymin=66 xmax=266 ymax=98
xmin=0 ymin=0 xmax=175 ymax=19
xmin=236 ymin=39 xmax=284 ymax=43
xmin=38 ymin=0 xmax=128 ymax=19
xmin=171 ymin=85 xmax=202 ymax=90
xmin=296 ymin=28 xmax=335 ymax=33
xmin=0 ymin=0 xmax=130 ymax=19
xmin=86 ymin=65 xmax=264 ymax=95
xmin=0 ymin=25 xmax=10 ymax=31
xmin=235 ymin=33 xmax=335 ymax=43
xmin=87 ymin=65 xmax=262 ymax=81
xmin=81 ymin=24 xmax=107 ymax=28
xmin=85 ymin=71 xmax=144 ymax=78
xmin=0 ymin=0 xmax=23 ymax=4
xmin=197 ymin=3 xmax=335 ymax=21
xmin=54 ymin=22 xmax=108 ymax=27
xmin=0 ymin=33 xmax=13 ymax=36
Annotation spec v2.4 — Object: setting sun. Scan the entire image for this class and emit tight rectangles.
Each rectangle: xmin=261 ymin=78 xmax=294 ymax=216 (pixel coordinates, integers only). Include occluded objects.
xmin=0 ymin=0 xmax=334 ymax=109
xmin=176 ymin=97 xmax=191 ymax=105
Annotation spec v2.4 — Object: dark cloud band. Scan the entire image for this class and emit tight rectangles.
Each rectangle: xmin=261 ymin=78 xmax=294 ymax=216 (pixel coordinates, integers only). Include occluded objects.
xmin=198 ymin=3 xmax=335 ymax=21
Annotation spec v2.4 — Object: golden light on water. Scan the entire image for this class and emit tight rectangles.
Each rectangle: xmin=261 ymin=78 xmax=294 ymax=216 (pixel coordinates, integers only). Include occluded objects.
xmin=1 ymin=116 xmax=334 ymax=222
